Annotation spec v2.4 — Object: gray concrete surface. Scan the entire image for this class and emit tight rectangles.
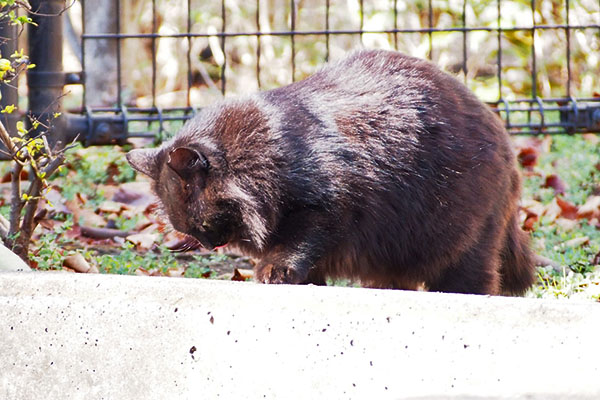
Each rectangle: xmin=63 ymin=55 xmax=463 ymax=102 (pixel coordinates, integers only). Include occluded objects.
xmin=0 ymin=243 xmax=31 ymax=272
xmin=1 ymin=271 xmax=599 ymax=400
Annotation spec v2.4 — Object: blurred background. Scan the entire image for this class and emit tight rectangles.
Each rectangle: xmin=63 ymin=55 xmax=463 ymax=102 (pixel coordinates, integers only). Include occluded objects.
xmin=10 ymin=0 xmax=600 ymax=140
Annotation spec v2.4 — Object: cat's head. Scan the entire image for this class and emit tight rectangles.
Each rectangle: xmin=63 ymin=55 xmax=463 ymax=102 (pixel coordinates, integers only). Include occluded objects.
xmin=127 ymin=140 xmax=242 ymax=250
xmin=126 ymin=100 xmax=275 ymax=252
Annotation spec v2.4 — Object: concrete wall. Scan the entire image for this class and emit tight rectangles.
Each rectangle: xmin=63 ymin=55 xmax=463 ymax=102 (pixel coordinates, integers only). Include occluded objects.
xmin=1 ymin=271 xmax=599 ymax=399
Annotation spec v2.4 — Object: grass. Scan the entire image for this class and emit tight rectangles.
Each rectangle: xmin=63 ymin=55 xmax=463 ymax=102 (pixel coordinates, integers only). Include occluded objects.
xmin=521 ymin=134 xmax=600 ymax=300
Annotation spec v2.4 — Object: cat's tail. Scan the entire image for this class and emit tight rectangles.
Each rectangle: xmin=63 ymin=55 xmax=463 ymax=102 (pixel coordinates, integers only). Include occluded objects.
xmin=499 ymin=214 xmax=537 ymax=295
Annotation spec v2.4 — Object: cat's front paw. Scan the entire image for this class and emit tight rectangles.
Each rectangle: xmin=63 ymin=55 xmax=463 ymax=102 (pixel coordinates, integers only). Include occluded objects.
xmin=256 ymin=263 xmax=305 ymax=284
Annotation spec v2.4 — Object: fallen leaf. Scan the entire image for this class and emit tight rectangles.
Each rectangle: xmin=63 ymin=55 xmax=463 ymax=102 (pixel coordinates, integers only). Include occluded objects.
xmin=562 ymin=236 xmax=589 ymax=248
xmin=556 ymin=197 xmax=579 ymax=220
xmin=66 ymin=198 xmax=107 ymax=227
xmin=135 ymin=267 xmax=150 ymax=276
xmin=113 ymin=181 xmax=156 ymax=209
xmin=97 ymin=200 xmax=125 ymax=214
xmin=543 ymin=198 xmax=562 ymax=221
xmin=232 ymin=268 xmax=254 ymax=281
xmin=42 ymin=187 xmax=71 ymax=215
xmin=543 ymin=174 xmax=567 ymax=194
xmin=166 ymin=267 xmax=186 ymax=277
xmin=577 ymin=196 xmax=600 ymax=220
xmin=126 ymin=232 xmax=157 ymax=250
xmin=63 ymin=253 xmax=92 ymax=273
xmin=522 ymin=213 xmax=538 ymax=231
xmin=554 ymin=218 xmax=578 ymax=231
xmin=517 ymin=146 xmax=538 ymax=168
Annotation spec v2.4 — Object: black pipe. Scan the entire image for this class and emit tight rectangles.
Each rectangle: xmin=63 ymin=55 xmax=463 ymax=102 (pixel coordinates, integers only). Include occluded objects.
xmin=27 ymin=0 xmax=68 ymax=148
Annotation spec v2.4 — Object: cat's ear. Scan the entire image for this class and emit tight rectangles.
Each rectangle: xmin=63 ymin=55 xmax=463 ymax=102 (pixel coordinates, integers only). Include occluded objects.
xmin=126 ymin=148 xmax=161 ymax=180
xmin=166 ymin=147 xmax=209 ymax=181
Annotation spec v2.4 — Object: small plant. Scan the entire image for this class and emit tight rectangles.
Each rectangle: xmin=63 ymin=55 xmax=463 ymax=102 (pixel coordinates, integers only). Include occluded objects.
xmin=0 ymin=2 xmax=73 ymax=262
xmin=28 ymin=215 xmax=75 ymax=270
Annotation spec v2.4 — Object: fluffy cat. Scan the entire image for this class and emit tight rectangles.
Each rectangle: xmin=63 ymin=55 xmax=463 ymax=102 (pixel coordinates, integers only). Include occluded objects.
xmin=127 ymin=49 xmax=536 ymax=295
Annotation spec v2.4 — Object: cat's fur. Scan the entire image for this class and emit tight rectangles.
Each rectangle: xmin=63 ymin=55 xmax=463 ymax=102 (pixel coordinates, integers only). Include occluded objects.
xmin=127 ymin=49 xmax=536 ymax=295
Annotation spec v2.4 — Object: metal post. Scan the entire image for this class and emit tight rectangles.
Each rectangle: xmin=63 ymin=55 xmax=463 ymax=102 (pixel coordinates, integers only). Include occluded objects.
xmin=27 ymin=0 xmax=68 ymax=148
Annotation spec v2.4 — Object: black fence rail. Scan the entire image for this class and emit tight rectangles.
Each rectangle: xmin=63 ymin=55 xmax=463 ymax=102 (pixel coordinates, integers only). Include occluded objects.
xmin=1 ymin=0 xmax=599 ymax=147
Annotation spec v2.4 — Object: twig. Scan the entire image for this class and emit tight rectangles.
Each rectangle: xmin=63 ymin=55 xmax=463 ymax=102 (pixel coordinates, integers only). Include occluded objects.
xmin=13 ymin=153 xmax=65 ymax=258
xmin=0 ymin=119 xmax=16 ymax=154
xmin=8 ymin=162 xmax=23 ymax=239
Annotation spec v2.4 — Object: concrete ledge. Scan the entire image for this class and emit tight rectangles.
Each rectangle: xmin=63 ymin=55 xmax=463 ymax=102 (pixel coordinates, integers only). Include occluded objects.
xmin=1 ymin=272 xmax=599 ymax=399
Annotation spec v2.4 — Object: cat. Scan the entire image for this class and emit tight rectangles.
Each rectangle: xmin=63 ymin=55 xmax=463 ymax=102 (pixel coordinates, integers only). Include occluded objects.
xmin=126 ymin=49 xmax=536 ymax=295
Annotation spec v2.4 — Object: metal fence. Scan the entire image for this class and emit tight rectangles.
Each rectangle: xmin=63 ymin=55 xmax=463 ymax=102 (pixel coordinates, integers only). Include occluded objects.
xmin=1 ymin=0 xmax=599 ymax=147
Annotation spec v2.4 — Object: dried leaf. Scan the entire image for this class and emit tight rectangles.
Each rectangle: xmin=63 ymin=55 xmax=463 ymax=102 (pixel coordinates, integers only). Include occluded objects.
xmin=113 ymin=181 xmax=156 ymax=208
xmin=66 ymin=198 xmax=107 ymax=227
xmin=517 ymin=146 xmax=538 ymax=168
xmin=542 ymin=198 xmax=562 ymax=222
xmin=521 ymin=199 xmax=545 ymax=216
xmin=166 ymin=267 xmax=186 ymax=277
xmin=556 ymin=197 xmax=578 ymax=220
xmin=543 ymin=174 xmax=567 ymax=194
xmin=126 ymin=232 xmax=157 ymax=250
xmin=522 ymin=213 xmax=538 ymax=231
xmin=554 ymin=218 xmax=578 ymax=231
xmin=63 ymin=253 xmax=91 ymax=273
xmin=39 ymin=187 xmax=70 ymax=215
xmin=577 ymin=196 xmax=600 ymax=220
xmin=232 ymin=268 xmax=254 ymax=281
xmin=562 ymin=236 xmax=589 ymax=248
xmin=97 ymin=200 xmax=124 ymax=214
xmin=135 ymin=267 xmax=150 ymax=276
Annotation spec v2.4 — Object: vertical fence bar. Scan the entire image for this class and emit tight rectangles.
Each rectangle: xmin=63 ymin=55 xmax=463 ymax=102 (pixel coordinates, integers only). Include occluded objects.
xmin=80 ymin=0 xmax=86 ymax=110
xmin=151 ymin=0 xmax=157 ymax=107
xmin=529 ymin=0 xmax=537 ymax=126
xmin=359 ymin=0 xmax=364 ymax=45
xmin=290 ymin=0 xmax=296 ymax=82
xmin=325 ymin=0 xmax=330 ymax=61
xmin=116 ymin=0 xmax=122 ymax=107
xmin=428 ymin=0 xmax=433 ymax=59
xmin=530 ymin=0 xmax=537 ymax=98
xmin=497 ymin=0 xmax=503 ymax=100
xmin=256 ymin=0 xmax=261 ymax=89
xmin=220 ymin=0 xmax=226 ymax=94
xmin=462 ymin=0 xmax=468 ymax=83
xmin=187 ymin=0 xmax=192 ymax=107
xmin=565 ymin=0 xmax=571 ymax=97
xmin=393 ymin=0 xmax=398 ymax=50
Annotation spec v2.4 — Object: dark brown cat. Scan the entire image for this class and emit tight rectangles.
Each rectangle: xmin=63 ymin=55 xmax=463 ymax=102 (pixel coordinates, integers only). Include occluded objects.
xmin=126 ymin=49 xmax=536 ymax=295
